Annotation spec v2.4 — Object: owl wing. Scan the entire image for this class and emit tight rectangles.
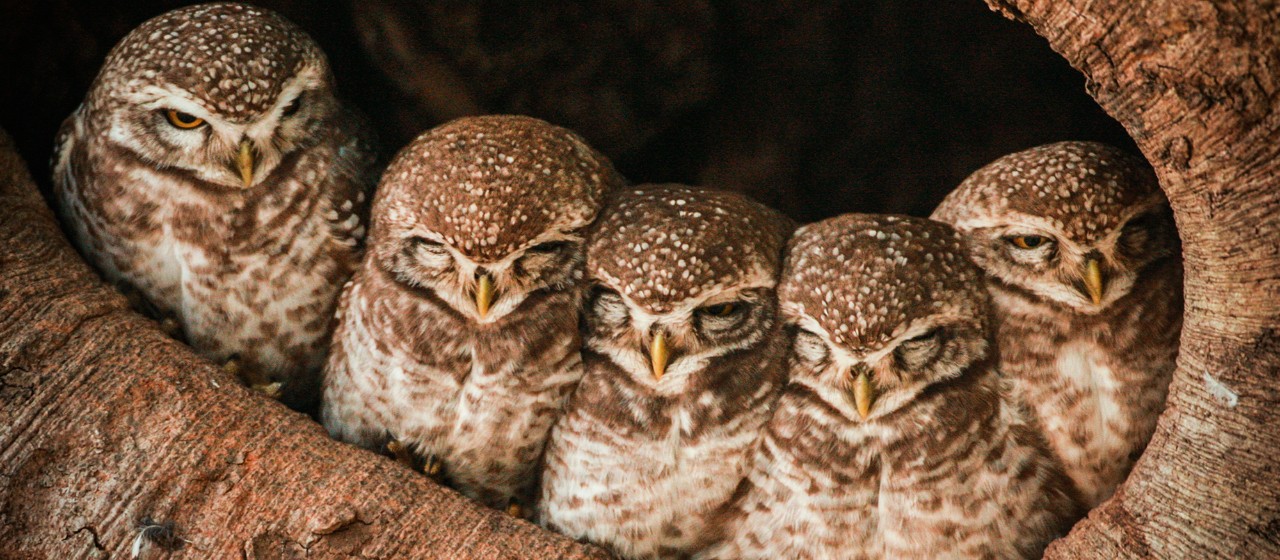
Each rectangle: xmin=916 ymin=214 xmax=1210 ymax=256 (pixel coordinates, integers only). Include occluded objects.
xmin=50 ymin=106 xmax=84 ymax=201
xmin=321 ymin=105 xmax=382 ymax=250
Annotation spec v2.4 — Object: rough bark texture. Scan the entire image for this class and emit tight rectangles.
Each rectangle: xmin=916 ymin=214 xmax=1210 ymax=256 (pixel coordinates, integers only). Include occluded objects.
xmin=985 ymin=0 xmax=1280 ymax=558
xmin=0 ymin=129 xmax=604 ymax=557
xmin=1 ymin=0 xmax=1278 ymax=558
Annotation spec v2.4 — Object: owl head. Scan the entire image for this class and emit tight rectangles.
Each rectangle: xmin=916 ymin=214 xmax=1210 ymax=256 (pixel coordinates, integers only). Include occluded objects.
xmin=932 ymin=142 xmax=1178 ymax=313
xmin=780 ymin=214 xmax=991 ymax=422
xmin=584 ymin=184 xmax=794 ymax=392
xmin=370 ymin=115 xmax=621 ymax=323
xmin=82 ymin=3 xmax=339 ymax=190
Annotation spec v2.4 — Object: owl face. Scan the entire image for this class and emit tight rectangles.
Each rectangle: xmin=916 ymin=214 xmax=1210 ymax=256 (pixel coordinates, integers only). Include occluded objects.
xmin=85 ymin=3 xmax=335 ymax=190
xmin=933 ymin=142 xmax=1178 ymax=313
xmin=386 ymin=227 xmax=587 ymax=322
xmin=370 ymin=115 xmax=619 ymax=322
xmin=780 ymin=214 xmax=990 ymax=422
xmin=584 ymin=185 xmax=792 ymax=391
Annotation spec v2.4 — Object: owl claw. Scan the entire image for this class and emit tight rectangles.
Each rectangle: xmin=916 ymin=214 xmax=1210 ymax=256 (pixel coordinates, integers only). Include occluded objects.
xmin=505 ymin=500 xmax=525 ymax=519
xmin=386 ymin=440 xmax=416 ymax=469
xmin=424 ymin=455 xmax=445 ymax=480
xmin=251 ymin=381 xmax=283 ymax=399
xmin=158 ymin=317 xmax=182 ymax=339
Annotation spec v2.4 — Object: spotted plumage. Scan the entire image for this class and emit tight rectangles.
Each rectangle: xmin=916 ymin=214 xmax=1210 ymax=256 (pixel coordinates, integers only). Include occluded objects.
xmin=52 ymin=2 xmax=378 ymax=408
xmin=539 ymin=184 xmax=794 ymax=559
xmin=932 ymin=141 xmax=1182 ymax=506
xmin=322 ymin=115 xmax=621 ymax=510
xmin=700 ymin=214 xmax=1081 ymax=560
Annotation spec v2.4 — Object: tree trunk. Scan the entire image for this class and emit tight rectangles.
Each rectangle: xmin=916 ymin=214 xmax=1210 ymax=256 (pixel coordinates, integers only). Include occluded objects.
xmin=2 ymin=0 xmax=1278 ymax=558
xmin=982 ymin=0 xmax=1280 ymax=558
xmin=0 ymin=130 xmax=604 ymax=557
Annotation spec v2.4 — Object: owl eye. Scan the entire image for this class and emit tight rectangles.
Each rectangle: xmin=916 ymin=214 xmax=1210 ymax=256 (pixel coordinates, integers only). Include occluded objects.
xmin=407 ymin=236 xmax=448 ymax=256
xmin=528 ymin=240 xmax=571 ymax=254
xmin=588 ymin=285 xmax=629 ymax=325
xmin=1118 ymin=212 xmax=1159 ymax=255
xmin=793 ymin=328 xmax=830 ymax=364
xmin=698 ymin=302 xmax=740 ymax=317
xmin=1007 ymin=235 xmax=1049 ymax=250
xmin=894 ymin=327 xmax=944 ymax=371
xmin=164 ymin=109 xmax=206 ymax=129
xmin=281 ymin=92 xmax=305 ymax=117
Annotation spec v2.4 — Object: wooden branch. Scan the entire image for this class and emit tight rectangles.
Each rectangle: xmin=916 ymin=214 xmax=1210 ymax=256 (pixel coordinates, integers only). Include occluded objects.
xmin=983 ymin=0 xmax=1280 ymax=557
xmin=0 ymin=129 xmax=604 ymax=558
xmin=3 ymin=1 xmax=1278 ymax=556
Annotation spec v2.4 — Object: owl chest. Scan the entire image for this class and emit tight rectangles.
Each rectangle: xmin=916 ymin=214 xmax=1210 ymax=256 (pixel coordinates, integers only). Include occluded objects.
xmin=102 ymin=187 xmax=331 ymax=305
xmin=1044 ymin=342 xmax=1130 ymax=458
xmin=732 ymin=435 xmax=881 ymax=559
xmin=616 ymin=415 xmax=752 ymax=526
xmin=384 ymin=328 xmax=569 ymax=450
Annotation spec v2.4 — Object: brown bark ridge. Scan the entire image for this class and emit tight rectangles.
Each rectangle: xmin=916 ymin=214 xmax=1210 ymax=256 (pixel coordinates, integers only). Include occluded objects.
xmin=982 ymin=0 xmax=1280 ymax=558
xmin=0 ymin=131 xmax=605 ymax=557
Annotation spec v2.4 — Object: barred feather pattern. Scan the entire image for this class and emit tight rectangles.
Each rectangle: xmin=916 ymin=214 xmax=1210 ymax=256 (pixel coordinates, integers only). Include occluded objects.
xmin=322 ymin=264 xmax=585 ymax=508
xmin=539 ymin=328 xmax=788 ymax=559
xmin=700 ymin=364 xmax=1082 ymax=560
xmin=988 ymin=256 xmax=1182 ymax=505
xmin=53 ymin=105 xmax=375 ymax=408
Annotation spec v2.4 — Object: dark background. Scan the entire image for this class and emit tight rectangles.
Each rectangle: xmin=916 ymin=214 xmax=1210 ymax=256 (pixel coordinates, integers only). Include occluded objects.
xmin=0 ymin=0 xmax=1134 ymax=222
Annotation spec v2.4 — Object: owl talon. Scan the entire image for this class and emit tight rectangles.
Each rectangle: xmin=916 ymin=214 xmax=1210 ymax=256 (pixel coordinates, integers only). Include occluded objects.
xmin=505 ymin=500 xmax=525 ymax=519
xmin=251 ymin=381 xmax=283 ymax=399
xmin=223 ymin=358 xmax=242 ymax=377
xmin=158 ymin=317 xmax=182 ymax=339
xmin=386 ymin=440 xmax=416 ymax=469
xmin=424 ymin=454 xmax=445 ymax=480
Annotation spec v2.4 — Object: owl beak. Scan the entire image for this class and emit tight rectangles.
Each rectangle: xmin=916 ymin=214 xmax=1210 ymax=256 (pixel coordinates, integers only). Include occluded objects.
xmin=475 ymin=273 xmax=495 ymax=319
xmin=236 ymin=138 xmax=255 ymax=187
xmin=1083 ymin=257 xmax=1105 ymax=305
xmin=649 ymin=330 xmax=670 ymax=381
xmin=851 ymin=366 xmax=874 ymax=420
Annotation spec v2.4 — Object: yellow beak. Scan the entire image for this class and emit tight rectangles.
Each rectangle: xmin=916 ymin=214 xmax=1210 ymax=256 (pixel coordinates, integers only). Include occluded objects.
xmin=475 ymin=274 xmax=495 ymax=319
xmin=650 ymin=330 xmax=670 ymax=381
xmin=853 ymin=368 xmax=874 ymax=420
xmin=237 ymin=138 xmax=255 ymax=187
xmin=1084 ymin=257 xmax=1105 ymax=305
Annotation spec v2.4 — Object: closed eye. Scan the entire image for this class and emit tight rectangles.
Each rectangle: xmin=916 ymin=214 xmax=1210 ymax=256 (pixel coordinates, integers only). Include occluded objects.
xmin=408 ymin=236 xmax=447 ymax=255
xmin=588 ymin=285 xmax=629 ymax=325
xmin=905 ymin=327 xmax=940 ymax=344
xmin=793 ymin=328 xmax=830 ymax=364
xmin=528 ymin=240 xmax=572 ymax=254
xmin=281 ymin=91 xmax=305 ymax=117
xmin=893 ymin=327 xmax=944 ymax=370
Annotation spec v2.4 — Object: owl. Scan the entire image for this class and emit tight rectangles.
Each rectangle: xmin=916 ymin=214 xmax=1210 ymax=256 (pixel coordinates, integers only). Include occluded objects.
xmin=51 ymin=3 xmax=377 ymax=408
xmin=931 ymin=141 xmax=1182 ymax=507
xmin=538 ymin=184 xmax=795 ymax=559
xmin=321 ymin=115 xmax=621 ymax=512
xmin=699 ymin=214 xmax=1081 ymax=560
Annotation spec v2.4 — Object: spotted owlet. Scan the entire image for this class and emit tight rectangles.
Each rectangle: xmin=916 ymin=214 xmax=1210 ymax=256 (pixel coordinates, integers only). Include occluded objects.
xmin=699 ymin=214 xmax=1081 ymax=560
xmin=51 ymin=3 xmax=378 ymax=408
xmin=321 ymin=115 xmax=621 ymax=512
xmin=538 ymin=184 xmax=794 ymax=559
xmin=931 ymin=141 xmax=1182 ymax=507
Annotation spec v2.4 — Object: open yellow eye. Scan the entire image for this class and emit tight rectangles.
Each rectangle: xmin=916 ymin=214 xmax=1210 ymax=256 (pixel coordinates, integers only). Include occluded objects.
xmin=165 ymin=109 xmax=205 ymax=129
xmin=702 ymin=303 xmax=737 ymax=317
xmin=1009 ymin=235 xmax=1047 ymax=250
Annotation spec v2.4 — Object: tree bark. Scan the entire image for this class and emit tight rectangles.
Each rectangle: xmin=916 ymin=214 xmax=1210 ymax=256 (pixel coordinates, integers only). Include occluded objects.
xmin=0 ymin=130 xmax=603 ymax=557
xmin=2 ymin=0 xmax=1279 ymax=557
xmin=981 ymin=0 xmax=1280 ymax=558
